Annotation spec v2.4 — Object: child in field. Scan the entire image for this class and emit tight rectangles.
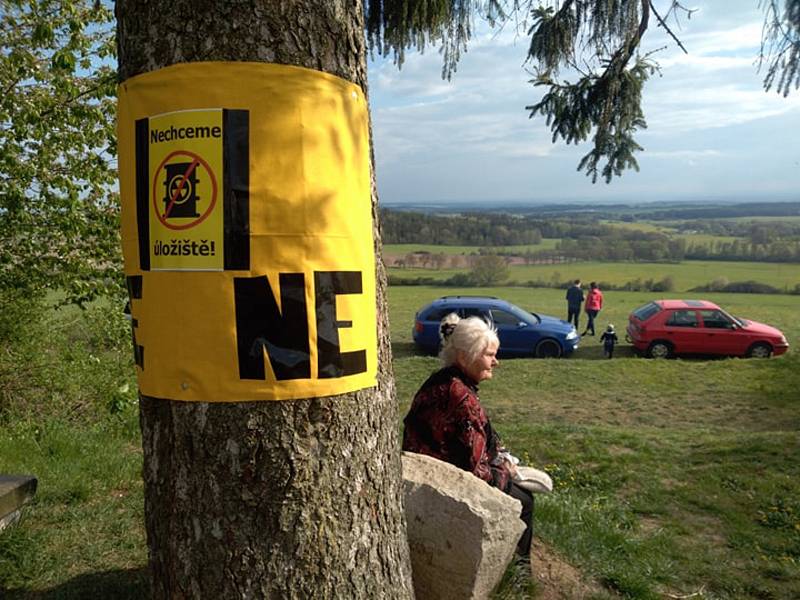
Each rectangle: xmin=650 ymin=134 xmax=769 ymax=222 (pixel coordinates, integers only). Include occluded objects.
xmin=599 ymin=324 xmax=618 ymax=358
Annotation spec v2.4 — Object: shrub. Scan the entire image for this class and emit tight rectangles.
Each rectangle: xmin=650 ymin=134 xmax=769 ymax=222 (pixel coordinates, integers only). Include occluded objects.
xmin=0 ymin=293 xmax=136 ymax=422
xmin=709 ymin=276 xmax=730 ymax=292
xmin=470 ymin=254 xmax=509 ymax=286
xmin=386 ymin=275 xmax=441 ymax=286
xmin=690 ymin=280 xmax=781 ymax=294
xmin=0 ymin=289 xmax=44 ymax=345
xmin=0 ymin=290 xmax=48 ymax=416
xmin=722 ymin=280 xmax=780 ymax=294
xmin=651 ymin=276 xmax=675 ymax=293
xmin=443 ymin=273 xmax=475 ymax=287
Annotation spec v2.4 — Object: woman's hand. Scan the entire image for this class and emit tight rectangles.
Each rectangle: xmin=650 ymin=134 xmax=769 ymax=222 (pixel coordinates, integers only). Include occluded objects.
xmin=504 ymin=458 xmax=518 ymax=479
xmin=494 ymin=450 xmax=520 ymax=478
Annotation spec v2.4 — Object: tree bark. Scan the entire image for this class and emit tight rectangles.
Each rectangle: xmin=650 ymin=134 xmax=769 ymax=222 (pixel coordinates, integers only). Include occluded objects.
xmin=116 ymin=1 xmax=413 ymax=598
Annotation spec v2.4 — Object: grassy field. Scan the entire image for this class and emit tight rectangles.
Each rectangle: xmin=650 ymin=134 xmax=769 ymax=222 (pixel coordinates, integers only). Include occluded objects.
xmin=673 ymin=234 xmax=742 ymax=246
xmin=392 ymin=286 xmax=800 ymax=599
xmin=729 ymin=216 xmax=800 ymax=224
xmin=1 ymin=286 xmax=798 ymax=599
xmin=385 ymin=240 xmax=561 ymax=255
xmin=598 ymin=221 xmax=744 ymax=246
xmin=390 ymin=259 xmax=800 ymax=291
xmin=388 ymin=235 xmax=752 ymax=255
xmin=597 ymin=221 xmax=668 ymax=233
xmin=0 ymin=298 xmax=146 ymax=598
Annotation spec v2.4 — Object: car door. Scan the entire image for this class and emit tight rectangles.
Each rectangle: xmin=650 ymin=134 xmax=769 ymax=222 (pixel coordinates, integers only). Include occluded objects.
xmin=697 ymin=309 xmax=744 ymax=355
xmin=663 ymin=309 xmax=703 ymax=354
xmin=489 ymin=308 xmax=532 ymax=355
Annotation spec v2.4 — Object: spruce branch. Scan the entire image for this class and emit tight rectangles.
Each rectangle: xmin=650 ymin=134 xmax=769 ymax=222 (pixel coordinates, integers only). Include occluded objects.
xmin=648 ymin=0 xmax=689 ymax=54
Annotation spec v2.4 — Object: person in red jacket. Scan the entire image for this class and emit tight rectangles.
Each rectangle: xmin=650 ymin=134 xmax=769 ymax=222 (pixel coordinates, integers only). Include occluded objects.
xmin=582 ymin=281 xmax=604 ymax=336
xmin=402 ymin=314 xmax=534 ymax=558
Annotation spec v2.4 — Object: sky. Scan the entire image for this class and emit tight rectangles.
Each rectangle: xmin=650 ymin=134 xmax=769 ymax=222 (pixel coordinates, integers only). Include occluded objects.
xmin=367 ymin=1 xmax=800 ymax=207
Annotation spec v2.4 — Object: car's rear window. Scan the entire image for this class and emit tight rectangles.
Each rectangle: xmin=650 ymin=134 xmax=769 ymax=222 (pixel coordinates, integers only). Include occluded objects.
xmin=461 ymin=307 xmax=490 ymax=320
xmin=632 ymin=302 xmax=661 ymax=322
xmin=666 ymin=309 xmax=698 ymax=327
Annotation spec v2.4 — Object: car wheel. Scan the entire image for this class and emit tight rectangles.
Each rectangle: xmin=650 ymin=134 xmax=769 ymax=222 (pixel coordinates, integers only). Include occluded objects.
xmin=535 ymin=339 xmax=562 ymax=359
xmin=747 ymin=342 xmax=772 ymax=359
xmin=647 ymin=341 xmax=672 ymax=359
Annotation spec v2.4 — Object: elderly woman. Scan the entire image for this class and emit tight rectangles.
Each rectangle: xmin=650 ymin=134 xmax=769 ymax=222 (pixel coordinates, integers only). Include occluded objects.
xmin=402 ymin=314 xmax=534 ymax=558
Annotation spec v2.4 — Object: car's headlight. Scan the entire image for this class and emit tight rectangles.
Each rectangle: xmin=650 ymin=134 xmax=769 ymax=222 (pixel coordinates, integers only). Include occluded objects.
xmin=566 ymin=330 xmax=578 ymax=340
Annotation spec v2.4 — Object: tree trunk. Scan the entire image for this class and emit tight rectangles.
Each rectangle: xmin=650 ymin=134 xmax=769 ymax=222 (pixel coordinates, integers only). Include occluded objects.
xmin=116 ymin=1 xmax=413 ymax=597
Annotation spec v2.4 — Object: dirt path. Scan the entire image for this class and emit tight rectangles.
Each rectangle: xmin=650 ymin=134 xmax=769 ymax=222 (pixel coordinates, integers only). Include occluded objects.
xmin=531 ymin=540 xmax=609 ymax=599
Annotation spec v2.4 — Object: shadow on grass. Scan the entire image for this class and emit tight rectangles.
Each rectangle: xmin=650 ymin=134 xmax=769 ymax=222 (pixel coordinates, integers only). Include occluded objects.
xmin=392 ymin=341 xmax=429 ymax=359
xmin=394 ymin=340 xmax=646 ymax=361
xmin=3 ymin=567 xmax=148 ymax=600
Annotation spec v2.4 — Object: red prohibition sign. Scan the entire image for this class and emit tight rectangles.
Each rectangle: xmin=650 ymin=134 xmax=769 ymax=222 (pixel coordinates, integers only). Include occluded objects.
xmin=152 ymin=150 xmax=218 ymax=231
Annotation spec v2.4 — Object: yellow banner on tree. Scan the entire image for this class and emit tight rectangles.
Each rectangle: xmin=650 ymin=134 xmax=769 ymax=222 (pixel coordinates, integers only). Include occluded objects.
xmin=117 ymin=62 xmax=377 ymax=401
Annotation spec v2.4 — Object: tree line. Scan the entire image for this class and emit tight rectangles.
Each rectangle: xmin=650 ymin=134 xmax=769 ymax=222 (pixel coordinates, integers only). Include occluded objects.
xmin=382 ymin=209 xmax=800 ymax=264
xmin=555 ymin=237 xmax=800 ymax=263
xmin=380 ymin=209 xmax=544 ymax=246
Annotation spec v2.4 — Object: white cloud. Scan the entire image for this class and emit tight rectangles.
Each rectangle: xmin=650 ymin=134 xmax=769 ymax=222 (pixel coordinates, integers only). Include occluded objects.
xmin=368 ymin=2 xmax=800 ymax=204
xmin=646 ymin=76 xmax=800 ymax=132
xmin=645 ymin=149 xmax=722 ymax=159
xmin=659 ymin=53 xmax=756 ymax=72
xmin=677 ymin=23 xmax=763 ymax=55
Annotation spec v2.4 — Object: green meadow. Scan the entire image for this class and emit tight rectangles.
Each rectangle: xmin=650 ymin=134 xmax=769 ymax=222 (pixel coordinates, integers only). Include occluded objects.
xmin=385 ymin=240 xmax=562 ymax=255
xmin=1 ymin=285 xmax=798 ymax=599
xmin=390 ymin=259 xmax=800 ymax=291
xmin=597 ymin=220 xmax=673 ymax=234
xmin=673 ymin=234 xmax=742 ymax=246
xmin=597 ymin=220 xmax=747 ymax=245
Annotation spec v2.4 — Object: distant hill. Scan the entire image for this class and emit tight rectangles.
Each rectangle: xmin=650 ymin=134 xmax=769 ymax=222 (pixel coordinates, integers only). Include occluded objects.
xmin=382 ymin=200 xmax=800 ymax=221
xmin=380 ymin=202 xmax=800 ymax=264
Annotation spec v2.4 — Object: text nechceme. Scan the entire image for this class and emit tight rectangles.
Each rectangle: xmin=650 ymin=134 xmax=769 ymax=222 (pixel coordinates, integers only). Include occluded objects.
xmin=150 ymin=124 xmax=222 ymax=144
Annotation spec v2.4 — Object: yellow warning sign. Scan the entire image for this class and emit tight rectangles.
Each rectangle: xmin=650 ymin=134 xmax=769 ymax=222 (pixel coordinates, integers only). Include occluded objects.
xmin=117 ymin=62 xmax=376 ymax=402
xmin=149 ymin=109 xmax=224 ymax=270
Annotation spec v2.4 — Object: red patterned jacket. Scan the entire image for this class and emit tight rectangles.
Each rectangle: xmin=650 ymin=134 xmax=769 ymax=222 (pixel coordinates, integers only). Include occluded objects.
xmin=402 ymin=366 xmax=511 ymax=492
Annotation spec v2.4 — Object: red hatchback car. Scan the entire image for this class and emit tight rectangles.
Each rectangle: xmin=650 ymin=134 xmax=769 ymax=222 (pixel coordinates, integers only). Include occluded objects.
xmin=627 ymin=299 xmax=789 ymax=359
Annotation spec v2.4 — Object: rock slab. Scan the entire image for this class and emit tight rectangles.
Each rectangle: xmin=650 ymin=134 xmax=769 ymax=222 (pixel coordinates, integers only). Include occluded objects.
xmin=0 ymin=474 xmax=37 ymax=531
xmin=402 ymin=452 xmax=525 ymax=600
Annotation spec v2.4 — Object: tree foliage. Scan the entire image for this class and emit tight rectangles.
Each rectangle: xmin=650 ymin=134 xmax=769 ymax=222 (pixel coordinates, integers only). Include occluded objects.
xmin=469 ymin=253 xmax=509 ymax=285
xmin=0 ymin=0 xmax=119 ymax=304
xmin=367 ymin=1 xmax=800 ymax=183
xmin=525 ymin=1 xmax=658 ymax=183
xmin=366 ymin=0 xmax=508 ymax=79
xmin=760 ymin=0 xmax=800 ymax=96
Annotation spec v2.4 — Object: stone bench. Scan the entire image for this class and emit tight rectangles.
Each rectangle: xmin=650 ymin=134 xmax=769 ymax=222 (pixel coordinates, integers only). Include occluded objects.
xmin=402 ymin=452 xmax=525 ymax=600
xmin=0 ymin=474 xmax=38 ymax=531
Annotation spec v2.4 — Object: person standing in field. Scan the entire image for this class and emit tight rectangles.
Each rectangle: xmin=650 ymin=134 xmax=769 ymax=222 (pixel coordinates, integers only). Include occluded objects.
xmin=600 ymin=324 xmax=619 ymax=358
xmin=565 ymin=279 xmax=584 ymax=330
xmin=582 ymin=282 xmax=604 ymax=336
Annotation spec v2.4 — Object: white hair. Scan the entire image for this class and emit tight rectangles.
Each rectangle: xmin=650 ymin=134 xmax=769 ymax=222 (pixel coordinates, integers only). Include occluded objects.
xmin=438 ymin=313 xmax=499 ymax=367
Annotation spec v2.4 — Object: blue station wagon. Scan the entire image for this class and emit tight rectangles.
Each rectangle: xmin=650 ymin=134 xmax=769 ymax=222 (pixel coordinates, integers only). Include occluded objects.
xmin=412 ymin=296 xmax=580 ymax=358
